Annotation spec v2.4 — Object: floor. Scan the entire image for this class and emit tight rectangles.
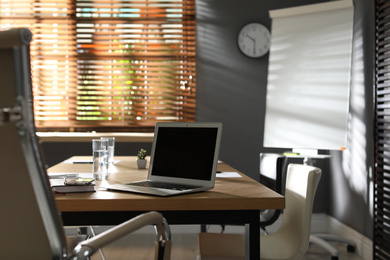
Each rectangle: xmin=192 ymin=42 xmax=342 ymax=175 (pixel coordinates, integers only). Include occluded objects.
xmin=74 ymin=225 xmax=366 ymax=260
xmin=302 ymin=244 xmax=364 ymax=260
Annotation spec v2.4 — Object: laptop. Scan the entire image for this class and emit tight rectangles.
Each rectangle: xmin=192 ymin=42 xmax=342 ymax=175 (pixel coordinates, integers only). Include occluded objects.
xmin=103 ymin=122 xmax=222 ymax=196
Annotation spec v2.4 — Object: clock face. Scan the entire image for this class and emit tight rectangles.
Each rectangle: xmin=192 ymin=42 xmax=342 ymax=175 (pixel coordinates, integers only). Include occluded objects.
xmin=237 ymin=23 xmax=271 ymax=58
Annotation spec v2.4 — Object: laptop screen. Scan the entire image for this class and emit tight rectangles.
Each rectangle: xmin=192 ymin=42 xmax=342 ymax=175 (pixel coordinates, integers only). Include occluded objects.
xmin=150 ymin=125 xmax=220 ymax=181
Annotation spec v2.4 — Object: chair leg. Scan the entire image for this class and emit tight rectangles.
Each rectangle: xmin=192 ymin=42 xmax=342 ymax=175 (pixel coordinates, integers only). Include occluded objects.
xmin=310 ymin=234 xmax=356 ymax=260
xmin=314 ymin=234 xmax=356 ymax=252
xmin=310 ymin=235 xmax=339 ymax=260
xmin=310 ymin=233 xmax=357 ymax=259
xmin=89 ymin=226 xmax=106 ymax=260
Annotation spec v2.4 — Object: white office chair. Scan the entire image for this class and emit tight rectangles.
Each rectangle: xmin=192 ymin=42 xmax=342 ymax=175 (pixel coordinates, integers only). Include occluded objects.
xmin=0 ymin=28 xmax=171 ymax=259
xmin=261 ymin=153 xmax=356 ymax=260
xmin=198 ymin=163 xmax=322 ymax=260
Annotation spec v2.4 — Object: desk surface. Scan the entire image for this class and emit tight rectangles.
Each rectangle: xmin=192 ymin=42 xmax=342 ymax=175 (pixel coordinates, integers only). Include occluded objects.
xmin=49 ymin=156 xmax=284 ymax=213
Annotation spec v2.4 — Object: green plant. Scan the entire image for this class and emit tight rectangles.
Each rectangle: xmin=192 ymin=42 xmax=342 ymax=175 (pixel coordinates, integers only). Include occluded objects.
xmin=137 ymin=148 xmax=147 ymax=160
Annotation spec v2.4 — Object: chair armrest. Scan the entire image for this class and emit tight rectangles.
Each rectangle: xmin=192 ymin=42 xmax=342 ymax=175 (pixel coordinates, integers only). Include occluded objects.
xmin=69 ymin=211 xmax=171 ymax=260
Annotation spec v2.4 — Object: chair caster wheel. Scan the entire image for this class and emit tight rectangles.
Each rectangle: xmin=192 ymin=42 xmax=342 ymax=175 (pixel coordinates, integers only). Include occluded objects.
xmin=347 ymin=245 xmax=355 ymax=253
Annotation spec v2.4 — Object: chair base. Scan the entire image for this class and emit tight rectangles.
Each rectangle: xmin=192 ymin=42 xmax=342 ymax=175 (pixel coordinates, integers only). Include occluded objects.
xmin=310 ymin=234 xmax=356 ymax=260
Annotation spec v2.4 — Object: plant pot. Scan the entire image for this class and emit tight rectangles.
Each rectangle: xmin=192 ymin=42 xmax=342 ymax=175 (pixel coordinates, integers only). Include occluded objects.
xmin=137 ymin=159 xmax=147 ymax=169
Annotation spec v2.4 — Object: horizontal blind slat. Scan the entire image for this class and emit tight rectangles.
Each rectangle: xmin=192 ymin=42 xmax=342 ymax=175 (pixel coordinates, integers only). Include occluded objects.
xmin=375 ymin=0 xmax=390 ymax=257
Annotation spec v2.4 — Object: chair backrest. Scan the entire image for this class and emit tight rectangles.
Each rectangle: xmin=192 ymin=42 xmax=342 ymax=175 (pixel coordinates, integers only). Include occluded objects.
xmin=259 ymin=153 xmax=287 ymax=227
xmin=0 ymin=28 xmax=67 ymax=259
xmin=261 ymin=163 xmax=322 ymax=260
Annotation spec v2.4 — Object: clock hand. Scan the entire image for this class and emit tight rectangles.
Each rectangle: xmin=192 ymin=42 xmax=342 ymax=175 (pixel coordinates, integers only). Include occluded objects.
xmin=243 ymin=33 xmax=257 ymax=55
xmin=243 ymin=32 xmax=255 ymax=42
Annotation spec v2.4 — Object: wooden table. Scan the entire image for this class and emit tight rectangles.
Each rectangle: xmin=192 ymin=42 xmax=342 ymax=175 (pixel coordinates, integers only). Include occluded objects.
xmin=49 ymin=156 xmax=285 ymax=260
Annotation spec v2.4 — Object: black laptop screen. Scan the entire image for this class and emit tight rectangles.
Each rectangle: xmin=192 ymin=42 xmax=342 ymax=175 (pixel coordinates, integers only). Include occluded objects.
xmin=150 ymin=127 xmax=218 ymax=181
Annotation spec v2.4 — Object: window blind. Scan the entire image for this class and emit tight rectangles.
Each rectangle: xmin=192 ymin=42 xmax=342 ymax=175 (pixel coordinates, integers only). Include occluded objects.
xmin=0 ymin=0 xmax=196 ymax=132
xmin=375 ymin=0 xmax=390 ymax=258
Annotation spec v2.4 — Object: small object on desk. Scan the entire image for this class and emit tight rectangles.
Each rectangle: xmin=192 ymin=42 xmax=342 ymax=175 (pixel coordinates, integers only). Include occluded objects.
xmin=216 ymin=172 xmax=242 ymax=178
xmin=137 ymin=148 xmax=147 ymax=169
xmin=64 ymin=178 xmax=95 ymax=185
xmin=73 ymin=160 xmax=93 ymax=164
xmin=92 ymin=139 xmax=109 ymax=180
xmin=50 ymin=178 xmax=95 ymax=193
xmin=63 ymin=159 xmax=93 ymax=164
xmin=67 ymin=159 xmax=121 ymax=164
xmin=47 ymin=173 xmax=79 ymax=179
xmin=101 ymin=136 xmax=115 ymax=164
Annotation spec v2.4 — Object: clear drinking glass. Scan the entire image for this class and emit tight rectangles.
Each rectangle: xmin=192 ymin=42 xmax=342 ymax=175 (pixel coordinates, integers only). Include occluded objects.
xmin=92 ymin=139 xmax=108 ymax=180
xmin=101 ymin=137 xmax=115 ymax=164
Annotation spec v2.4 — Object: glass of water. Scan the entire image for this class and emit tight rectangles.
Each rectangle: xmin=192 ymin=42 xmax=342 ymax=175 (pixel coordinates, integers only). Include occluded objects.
xmin=101 ymin=137 xmax=115 ymax=164
xmin=92 ymin=139 xmax=108 ymax=180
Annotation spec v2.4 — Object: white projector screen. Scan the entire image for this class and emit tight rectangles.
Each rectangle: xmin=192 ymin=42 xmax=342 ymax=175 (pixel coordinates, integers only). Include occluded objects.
xmin=263 ymin=0 xmax=354 ymax=151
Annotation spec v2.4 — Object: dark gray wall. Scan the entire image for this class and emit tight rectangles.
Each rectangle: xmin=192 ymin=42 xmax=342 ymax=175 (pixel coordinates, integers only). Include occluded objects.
xmin=195 ymin=0 xmax=374 ymax=239
xmin=328 ymin=0 xmax=375 ymax=239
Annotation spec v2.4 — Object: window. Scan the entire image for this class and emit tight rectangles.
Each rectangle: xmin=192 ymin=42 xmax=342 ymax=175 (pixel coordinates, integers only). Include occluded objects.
xmin=0 ymin=0 xmax=196 ymax=132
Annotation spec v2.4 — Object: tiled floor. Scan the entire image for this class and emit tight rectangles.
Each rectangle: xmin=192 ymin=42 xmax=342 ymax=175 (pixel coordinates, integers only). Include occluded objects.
xmin=83 ymin=226 xmax=366 ymax=260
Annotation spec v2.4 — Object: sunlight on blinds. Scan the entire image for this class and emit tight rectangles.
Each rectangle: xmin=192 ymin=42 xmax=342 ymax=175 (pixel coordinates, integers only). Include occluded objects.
xmin=0 ymin=0 xmax=196 ymax=131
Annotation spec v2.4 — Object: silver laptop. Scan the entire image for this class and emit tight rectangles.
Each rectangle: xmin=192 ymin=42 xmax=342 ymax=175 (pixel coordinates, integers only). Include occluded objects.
xmin=103 ymin=122 xmax=222 ymax=196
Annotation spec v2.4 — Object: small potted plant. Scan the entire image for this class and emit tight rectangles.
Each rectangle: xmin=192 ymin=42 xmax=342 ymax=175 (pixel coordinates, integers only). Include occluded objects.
xmin=137 ymin=148 xmax=147 ymax=169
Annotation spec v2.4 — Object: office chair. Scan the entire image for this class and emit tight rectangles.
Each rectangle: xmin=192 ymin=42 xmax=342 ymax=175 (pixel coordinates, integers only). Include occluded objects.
xmin=260 ymin=153 xmax=356 ymax=259
xmin=198 ymin=163 xmax=322 ymax=260
xmin=0 ymin=28 xmax=171 ymax=259
xmin=259 ymin=153 xmax=287 ymax=234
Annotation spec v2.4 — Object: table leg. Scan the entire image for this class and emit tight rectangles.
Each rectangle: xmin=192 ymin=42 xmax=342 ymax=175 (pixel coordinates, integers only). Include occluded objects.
xmin=245 ymin=211 xmax=260 ymax=260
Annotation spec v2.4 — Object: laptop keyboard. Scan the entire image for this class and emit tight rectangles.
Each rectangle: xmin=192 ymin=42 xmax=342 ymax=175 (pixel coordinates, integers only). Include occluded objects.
xmin=128 ymin=181 xmax=201 ymax=191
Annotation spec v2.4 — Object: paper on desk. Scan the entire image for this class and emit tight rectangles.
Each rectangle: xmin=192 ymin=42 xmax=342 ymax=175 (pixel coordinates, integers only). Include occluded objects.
xmin=47 ymin=172 xmax=93 ymax=179
xmin=216 ymin=172 xmax=242 ymax=178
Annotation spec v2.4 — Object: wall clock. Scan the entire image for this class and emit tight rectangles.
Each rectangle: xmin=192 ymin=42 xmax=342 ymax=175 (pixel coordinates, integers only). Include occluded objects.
xmin=237 ymin=23 xmax=271 ymax=58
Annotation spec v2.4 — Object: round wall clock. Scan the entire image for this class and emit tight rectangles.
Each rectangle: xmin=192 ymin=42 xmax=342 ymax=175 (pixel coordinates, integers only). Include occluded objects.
xmin=237 ymin=23 xmax=271 ymax=58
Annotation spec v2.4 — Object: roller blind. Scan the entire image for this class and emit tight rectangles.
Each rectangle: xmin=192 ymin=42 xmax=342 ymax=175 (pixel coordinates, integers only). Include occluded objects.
xmin=263 ymin=0 xmax=353 ymax=151
xmin=375 ymin=0 xmax=390 ymax=258
xmin=0 ymin=0 xmax=196 ymax=132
